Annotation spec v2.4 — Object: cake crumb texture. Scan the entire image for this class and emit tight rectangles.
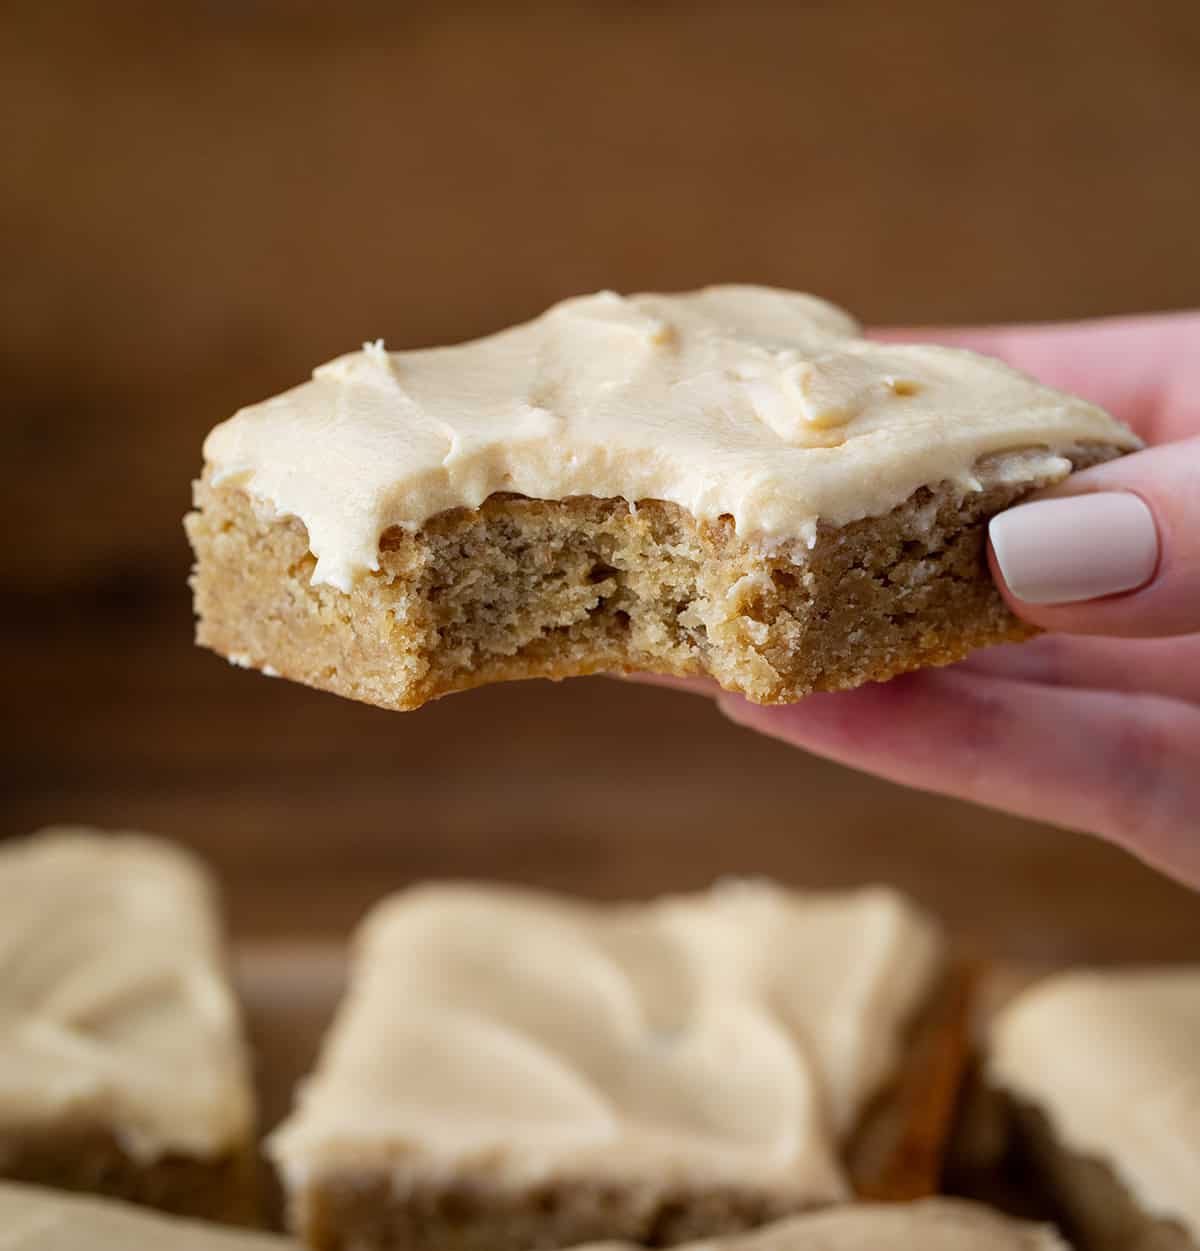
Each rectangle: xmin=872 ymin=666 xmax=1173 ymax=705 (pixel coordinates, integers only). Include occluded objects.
xmin=188 ymin=448 xmax=1112 ymax=711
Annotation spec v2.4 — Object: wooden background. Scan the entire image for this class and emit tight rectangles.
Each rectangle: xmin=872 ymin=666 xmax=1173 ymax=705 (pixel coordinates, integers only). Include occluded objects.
xmin=3 ymin=1 xmax=1198 ymax=962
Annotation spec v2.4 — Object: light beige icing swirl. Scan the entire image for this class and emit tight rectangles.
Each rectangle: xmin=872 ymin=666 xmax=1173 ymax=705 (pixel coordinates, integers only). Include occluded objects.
xmin=202 ymin=286 xmax=1138 ymax=591
xmin=0 ymin=828 xmax=253 ymax=1163
xmin=268 ymin=881 xmax=942 ymax=1197
xmin=990 ymin=968 xmax=1200 ymax=1242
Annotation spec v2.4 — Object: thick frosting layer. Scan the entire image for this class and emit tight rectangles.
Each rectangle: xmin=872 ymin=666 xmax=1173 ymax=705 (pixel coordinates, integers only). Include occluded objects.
xmin=990 ymin=968 xmax=1200 ymax=1241
xmin=574 ymin=1198 xmax=1067 ymax=1250
xmin=269 ymin=881 xmax=942 ymax=1197
xmin=0 ymin=829 xmax=253 ymax=1162
xmin=202 ymin=286 xmax=1138 ymax=591
xmin=0 ymin=1181 xmax=292 ymax=1249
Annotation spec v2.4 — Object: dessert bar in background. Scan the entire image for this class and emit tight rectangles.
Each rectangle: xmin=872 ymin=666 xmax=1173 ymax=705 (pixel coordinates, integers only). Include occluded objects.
xmin=989 ymin=968 xmax=1200 ymax=1251
xmin=268 ymin=880 xmax=952 ymax=1251
xmin=570 ymin=1197 xmax=1070 ymax=1250
xmin=0 ymin=828 xmax=257 ymax=1224
xmin=0 ymin=1182 xmax=1070 ymax=1250
xmin=186 ymin=286 xmax=1138 ymax=711
xmin=0 ymin=1180 xmax=292 ymax=1249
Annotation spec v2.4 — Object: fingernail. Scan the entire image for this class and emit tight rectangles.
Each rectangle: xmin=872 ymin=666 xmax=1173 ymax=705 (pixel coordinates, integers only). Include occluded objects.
xmin=990 ymin=492 xmax=1158 ymax=605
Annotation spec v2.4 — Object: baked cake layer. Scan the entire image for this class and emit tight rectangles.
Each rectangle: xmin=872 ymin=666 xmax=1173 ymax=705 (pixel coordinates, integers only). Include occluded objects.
xmin=989 ymin=969 xmax=1200 ymax=1251
xmin=0 ymin=1127 xmax=257 ymax=1228
xmin=0 ymin=828 xmax=256 ymax=1222
xmin=1007 ymin=1101 xmax=1196 ymax=1251
xmin=188 ymin=286 xmax=1137 ymax=711
xmin=188 ymin=447 xmax=1114 ymax=711
xmin=295 ymin=1176 xmax=801 ymax=1251
xmin=268 ymin=881 xmax=945 ymax=1251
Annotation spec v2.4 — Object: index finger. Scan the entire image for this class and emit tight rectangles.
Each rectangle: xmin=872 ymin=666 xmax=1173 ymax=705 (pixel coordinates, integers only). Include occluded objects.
xmin=871 ymin=312 xmax=1198 ymax=445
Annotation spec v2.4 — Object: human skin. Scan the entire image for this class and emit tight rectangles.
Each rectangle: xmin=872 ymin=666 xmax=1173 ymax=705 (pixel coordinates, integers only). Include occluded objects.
xmin=644 ymin=313 xmax=1200 ymax=888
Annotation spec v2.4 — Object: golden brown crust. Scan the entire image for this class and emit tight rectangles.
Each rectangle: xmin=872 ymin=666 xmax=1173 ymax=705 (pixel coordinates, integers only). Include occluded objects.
xmin=186 ymin=450 xmax=1114 ymax=713
xmin=0 ymin=1126 xmax=260 ymax=1226
xmin=293 ymin=1176 xmax=801 ymax=1251
xmin=948 ymin=1084 xmax=1197 ymax=1251
xmin=1006 ymin=1101 xmax=1197 ymax=1251
xmin=849 ymin=964 xmax=976 ymax=1202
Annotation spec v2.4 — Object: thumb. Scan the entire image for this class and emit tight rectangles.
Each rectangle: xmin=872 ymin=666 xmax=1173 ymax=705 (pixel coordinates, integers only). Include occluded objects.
xmin=988 ymin=436 xmax=1200 ymax=638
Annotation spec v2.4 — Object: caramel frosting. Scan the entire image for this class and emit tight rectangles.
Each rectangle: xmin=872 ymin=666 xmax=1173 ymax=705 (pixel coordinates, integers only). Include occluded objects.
xmin=990 ymin=968 xmax=1200 ymax=1242
xmin=0 ymin=1181 xmax=292 ymax=1248
xmin=573 ymin=1198 xmax=1068 ymax=1250
xmin=0 ymin=828 xmax=253 ymax=1163
xmin=268 ymin=881 xmax=942 ymax=1198
xmin=201 ymin=286 xmax=1137 ymax=592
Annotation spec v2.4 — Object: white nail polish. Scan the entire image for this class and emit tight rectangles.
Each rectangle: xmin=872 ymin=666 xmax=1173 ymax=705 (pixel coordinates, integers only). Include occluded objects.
xmin=989 ymin=493 xmax=1159 ymax=605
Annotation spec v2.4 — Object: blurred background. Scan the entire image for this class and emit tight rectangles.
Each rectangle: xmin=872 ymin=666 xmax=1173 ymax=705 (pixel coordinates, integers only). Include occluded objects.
xmin=4 ymin=1 xmax=1198 ymax=962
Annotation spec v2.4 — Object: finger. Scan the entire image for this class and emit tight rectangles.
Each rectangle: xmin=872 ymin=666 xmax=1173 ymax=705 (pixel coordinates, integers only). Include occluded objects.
xmin=718 ymin=669 xmax=1200 ymax=889
xmin=987 ymin=438 xmax=1200 ymax=637
xmin=956 ymin=633 xmax=1200 ymax=703
xmin=871 ymin=312 xmax=1199 ymax=444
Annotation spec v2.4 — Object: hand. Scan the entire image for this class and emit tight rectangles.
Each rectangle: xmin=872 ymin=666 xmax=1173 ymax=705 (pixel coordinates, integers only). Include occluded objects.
xmin=708 ymin=314 xmax=1200 ymax=888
